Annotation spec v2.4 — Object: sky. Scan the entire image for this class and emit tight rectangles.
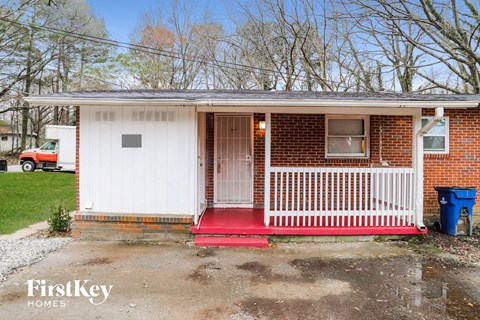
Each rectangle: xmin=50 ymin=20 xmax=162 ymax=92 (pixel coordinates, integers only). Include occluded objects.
xmin=86 ymin=0 xmax=230 ymax=44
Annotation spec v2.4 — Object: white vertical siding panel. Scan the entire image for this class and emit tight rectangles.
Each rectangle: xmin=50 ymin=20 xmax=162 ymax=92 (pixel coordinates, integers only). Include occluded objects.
xmin=78 ymin=105 xmax=196 ymax=216
xmin=79 ymin=106 xmax=91 ymax=211
xmin=133 ymin=106 xmax=146 ymax=213
xmin=90 ymin=106 xmax=103 ymax=212
xmin=166 ymin=107 xmax=179 ymax=214
xmin=110 ymin=106 xmax=123 ymax=213
xmin=156 ymin=106 xmax=168 ymax=214
xmin=188 ymin=107 xmax=197 ymax=215
xmin=143 ymin=106 xmax=157 ymax=213
xmin=121 ymin=106 xmax=135 ymax=214
xmin=100 ymin=106 xmax=113 ymax=213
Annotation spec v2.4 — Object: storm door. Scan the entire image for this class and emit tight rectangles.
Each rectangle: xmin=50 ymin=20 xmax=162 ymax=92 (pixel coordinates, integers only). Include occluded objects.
xmin=214 ymin=115 xmax=253 ymax=206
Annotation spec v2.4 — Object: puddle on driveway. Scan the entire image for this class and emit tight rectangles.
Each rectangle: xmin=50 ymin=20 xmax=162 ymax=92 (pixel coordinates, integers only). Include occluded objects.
xmin=236 ymin=256 xmax=480 ymax=320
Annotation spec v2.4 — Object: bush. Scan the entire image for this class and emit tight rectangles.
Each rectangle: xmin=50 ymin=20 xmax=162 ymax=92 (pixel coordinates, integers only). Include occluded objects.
xmin=47 ymin=204 xmax=72 ymax=232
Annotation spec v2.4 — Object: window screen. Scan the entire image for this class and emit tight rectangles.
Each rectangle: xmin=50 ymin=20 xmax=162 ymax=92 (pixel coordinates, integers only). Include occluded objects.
xmin=326 ymin=116 xmax=369 ymax=158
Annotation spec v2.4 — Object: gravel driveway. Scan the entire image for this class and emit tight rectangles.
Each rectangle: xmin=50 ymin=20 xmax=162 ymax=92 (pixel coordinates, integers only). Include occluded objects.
xmin=0 ymin=238 xmax=72 ymax=282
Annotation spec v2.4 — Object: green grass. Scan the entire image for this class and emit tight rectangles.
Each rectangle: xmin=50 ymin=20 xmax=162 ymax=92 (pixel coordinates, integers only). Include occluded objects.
xmin=0 ymin=172 xmax=75 ymax=234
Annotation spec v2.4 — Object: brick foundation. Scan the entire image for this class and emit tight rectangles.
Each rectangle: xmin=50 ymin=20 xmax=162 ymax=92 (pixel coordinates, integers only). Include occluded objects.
xmin=71 ymin=214 xmax=193 ymax=241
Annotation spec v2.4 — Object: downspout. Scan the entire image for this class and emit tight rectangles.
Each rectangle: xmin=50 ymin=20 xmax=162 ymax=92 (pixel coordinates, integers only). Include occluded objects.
xmin=414 ymin=106 xmax=444 ymax=231
xmin=419 ymin=107 xmax=444 ymax=135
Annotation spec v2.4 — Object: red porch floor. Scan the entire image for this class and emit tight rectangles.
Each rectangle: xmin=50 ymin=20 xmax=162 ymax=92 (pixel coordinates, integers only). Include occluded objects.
xmin=191 ymin=208 xmax=427 ymax=236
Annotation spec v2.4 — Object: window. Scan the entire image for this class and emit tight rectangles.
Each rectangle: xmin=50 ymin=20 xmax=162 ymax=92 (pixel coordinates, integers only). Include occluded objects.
xmin=325 ymin=115 xmax=369 ymax=158
xmin=40 ymin=141 xmax=57 ymax=151
xmin=1 ymin=136 xmax=7 ymax=141
xmin=422 ymin=117 xmax=449 ymax=154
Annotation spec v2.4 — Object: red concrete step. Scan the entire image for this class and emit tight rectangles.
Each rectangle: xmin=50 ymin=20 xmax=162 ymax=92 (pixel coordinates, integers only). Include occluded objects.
xmin=194 ymin=236 xmax=268 ymax=248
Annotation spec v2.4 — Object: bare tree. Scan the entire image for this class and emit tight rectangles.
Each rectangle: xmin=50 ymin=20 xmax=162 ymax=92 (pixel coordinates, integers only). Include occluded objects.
xmin=0 ymin=0 xmax=114 ymax=152
xmin=351 ymin=0 xmax=480 ymax=93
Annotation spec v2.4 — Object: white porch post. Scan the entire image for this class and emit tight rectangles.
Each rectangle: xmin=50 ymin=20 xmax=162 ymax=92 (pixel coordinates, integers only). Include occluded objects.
xmin=413 ymin=109 xmax=426 ymax=230
xmin=194 ymin=109 xmax=199 ymax=225
xmin=264 ymin=113 xmax=271 ymax=226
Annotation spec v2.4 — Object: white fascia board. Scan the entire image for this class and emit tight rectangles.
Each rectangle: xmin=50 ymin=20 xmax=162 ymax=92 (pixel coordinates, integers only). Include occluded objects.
xmin=24 ymin=97 xmax=480 ymax=109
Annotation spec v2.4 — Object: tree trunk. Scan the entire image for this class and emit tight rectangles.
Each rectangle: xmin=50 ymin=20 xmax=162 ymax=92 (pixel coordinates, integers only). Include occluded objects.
xmin=21 ymin=21 xmax=35 ymax=151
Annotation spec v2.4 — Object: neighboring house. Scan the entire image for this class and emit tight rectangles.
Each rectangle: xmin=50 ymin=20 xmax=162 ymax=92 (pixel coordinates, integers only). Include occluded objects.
xmin=26 ymin=90 xmax=480 ymax=241
xmin=0 ymin=125 xmax=37 ymax=153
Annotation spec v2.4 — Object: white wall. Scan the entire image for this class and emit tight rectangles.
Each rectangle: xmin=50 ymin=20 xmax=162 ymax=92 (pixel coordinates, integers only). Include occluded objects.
xmin=0 ymin=135 xmax=13 ymax=152
xmin=0 ymin=134 xmax=36 ymax=152
xmin=79 ymin=105 xmax=197 ymax=216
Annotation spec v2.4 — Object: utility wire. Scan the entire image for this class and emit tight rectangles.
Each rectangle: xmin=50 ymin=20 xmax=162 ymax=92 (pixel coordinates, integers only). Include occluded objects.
xmin=0 ymin=16 xmax=367 ymax=90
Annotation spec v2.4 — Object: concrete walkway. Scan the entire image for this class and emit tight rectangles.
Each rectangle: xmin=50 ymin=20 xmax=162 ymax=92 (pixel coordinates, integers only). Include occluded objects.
xmin=0 ymin=221 xmax=48 ymax=240
xmin=4 ymin=164 xmax=22 ymax=173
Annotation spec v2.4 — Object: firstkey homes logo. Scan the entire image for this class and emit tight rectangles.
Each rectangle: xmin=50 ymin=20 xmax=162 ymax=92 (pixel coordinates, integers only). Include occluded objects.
xmin=27 ymin=279 xmax=113 ymax=308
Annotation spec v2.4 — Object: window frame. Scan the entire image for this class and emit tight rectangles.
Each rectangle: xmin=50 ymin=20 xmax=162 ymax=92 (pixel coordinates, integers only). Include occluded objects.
xmin=39 ymin=141 xmax=57 ymax=151
xmin=422 ymin=116 xmax=449 ymax=154
xmin=325 ymin=115 xmax=370 ymax=159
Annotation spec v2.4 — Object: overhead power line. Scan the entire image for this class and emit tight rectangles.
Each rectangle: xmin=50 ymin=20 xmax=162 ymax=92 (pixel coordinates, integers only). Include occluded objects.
xmin=0 ymin=16 xmax=385 ymax=90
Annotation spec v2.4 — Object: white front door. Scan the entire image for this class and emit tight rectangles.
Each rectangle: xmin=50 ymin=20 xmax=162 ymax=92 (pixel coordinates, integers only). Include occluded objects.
xmin=214 ymin=115 xmax=253 ymax=206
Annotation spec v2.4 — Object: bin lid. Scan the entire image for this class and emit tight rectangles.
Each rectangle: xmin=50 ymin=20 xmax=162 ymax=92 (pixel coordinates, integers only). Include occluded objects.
xmin=434 ymin=186 xmax=476 ymax=191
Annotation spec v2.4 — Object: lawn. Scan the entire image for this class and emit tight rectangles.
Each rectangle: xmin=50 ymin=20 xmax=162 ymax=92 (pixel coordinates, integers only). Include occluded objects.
xmin=0 ymin=172 xmax=75 ymax=234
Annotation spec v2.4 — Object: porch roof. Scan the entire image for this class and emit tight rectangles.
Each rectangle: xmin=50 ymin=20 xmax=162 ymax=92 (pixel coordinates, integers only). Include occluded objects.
xmin=25 ymin=89 xmax=480 ymax=109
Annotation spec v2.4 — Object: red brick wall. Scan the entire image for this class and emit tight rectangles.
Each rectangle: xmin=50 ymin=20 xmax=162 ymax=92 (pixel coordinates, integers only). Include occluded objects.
xmin=271 ymin=114 xmax=412 ymax=167
xmin=205 ymin=113 xmax=413 ymax=208
xmin=423 ymin=109 xmax=480 ymax=214
xmin=206 ymin=113 xmax=214 ymax=205
xmin=254 ymin=114 xmax=265 ymax=206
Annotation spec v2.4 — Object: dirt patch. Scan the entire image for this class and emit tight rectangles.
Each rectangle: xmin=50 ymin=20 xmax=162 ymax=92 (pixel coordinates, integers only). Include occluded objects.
xmin=0 ymin=292 xmax=22 ymax=303
xmin=239 ymin=296 xmax=368 ymax=320
xmin=237 ymin=261 xmax=301 ymax=283
xmin=423 ymin=227 xmax=480 ymax=264
xmin=240 ymin=298 xmax=319 ymax=320
xmin=200 ymin=306 xmax=231 ymax=319
xmin=195 ymin=248 xmax=216 ymax=258
xmin=80 ymin=257 xmax=112 ymax=265
xmin=189 ymin=262 xmax=221 ymax=284
xmin=237 ymin=262 xmax=272 ymax=277
xmin=26 ymin=229 xmax=72 ymax=240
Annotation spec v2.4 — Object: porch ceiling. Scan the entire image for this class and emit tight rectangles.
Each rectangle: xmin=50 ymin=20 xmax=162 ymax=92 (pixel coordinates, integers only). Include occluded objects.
xmin=25 ymin=89 xmax=480 ymax=109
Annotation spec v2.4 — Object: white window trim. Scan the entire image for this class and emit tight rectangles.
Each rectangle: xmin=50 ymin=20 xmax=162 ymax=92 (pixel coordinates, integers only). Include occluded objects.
xmin=325 ymin=115 xmax=370 ymax=159
xmin=422 ymin=116 xmax=449 ymax=154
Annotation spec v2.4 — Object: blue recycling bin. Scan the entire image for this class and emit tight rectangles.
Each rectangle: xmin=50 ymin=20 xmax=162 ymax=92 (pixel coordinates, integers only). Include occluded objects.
xmin=434 ymin=187 xmax=477 ymax=236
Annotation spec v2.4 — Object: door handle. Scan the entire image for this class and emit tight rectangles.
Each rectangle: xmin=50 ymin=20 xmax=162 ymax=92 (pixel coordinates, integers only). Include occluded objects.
xmin=246 ymin=155 xmax=252 ymax=165
xmin=217 ymin=161 xmax=221 ymax=173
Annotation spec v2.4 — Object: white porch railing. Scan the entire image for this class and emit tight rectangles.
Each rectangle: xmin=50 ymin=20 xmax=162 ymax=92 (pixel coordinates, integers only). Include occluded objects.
xmin=268 ymin=167 xmax=415 ymax=227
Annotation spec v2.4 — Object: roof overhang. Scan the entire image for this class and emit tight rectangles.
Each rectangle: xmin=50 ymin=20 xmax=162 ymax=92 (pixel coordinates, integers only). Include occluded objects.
xmin=24 ymin=97 xmax=480 ymax=109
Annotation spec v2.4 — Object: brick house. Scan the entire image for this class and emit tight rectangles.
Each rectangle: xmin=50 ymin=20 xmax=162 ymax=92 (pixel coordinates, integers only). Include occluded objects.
xmin=26 ymin=90 xmax=480 ymax=242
